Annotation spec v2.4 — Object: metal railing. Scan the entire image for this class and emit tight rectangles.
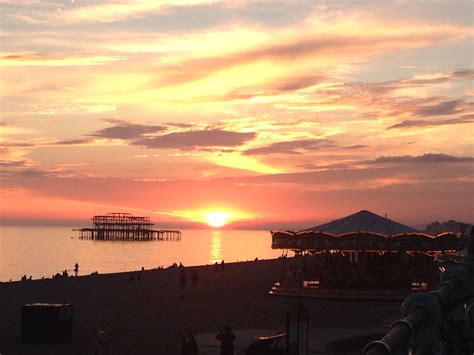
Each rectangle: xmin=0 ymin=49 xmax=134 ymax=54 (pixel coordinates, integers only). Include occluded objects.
xmin=363 ymin=234 xmax=474 ymax=354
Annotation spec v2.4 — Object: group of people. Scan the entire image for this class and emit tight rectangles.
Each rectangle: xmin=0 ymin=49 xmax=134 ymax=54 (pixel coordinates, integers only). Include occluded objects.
xmin=214 ymin=260 xmax=226 ymax=272
xmin=181 ymin=326 xmax=236 ymax=355
xmin=179 ymin=269 xmax=200 ymax=288
xmin=90 ymin=326 xmax=236 ymax=355
xmin=18 ymin=263 xmax=80 ymax=282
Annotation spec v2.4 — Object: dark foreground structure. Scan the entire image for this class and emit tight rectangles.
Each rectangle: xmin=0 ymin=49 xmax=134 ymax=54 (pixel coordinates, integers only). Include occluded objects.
xmin=363 ymin=233 xmax=474 ymax=354
xmin=21 ymin=303 xmax=72 ymax=344
xmin=74 ymin=212 xmax=181 ymax=241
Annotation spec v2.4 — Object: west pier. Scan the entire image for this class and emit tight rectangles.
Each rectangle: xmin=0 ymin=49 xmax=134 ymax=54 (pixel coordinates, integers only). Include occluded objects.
xmin=74 ymin=212 xmax=181 ymax=241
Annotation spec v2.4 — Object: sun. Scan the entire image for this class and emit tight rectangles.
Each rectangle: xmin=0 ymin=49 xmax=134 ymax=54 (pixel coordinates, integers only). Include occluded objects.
xmin=205 ymin=212 xmax=231 ymax=228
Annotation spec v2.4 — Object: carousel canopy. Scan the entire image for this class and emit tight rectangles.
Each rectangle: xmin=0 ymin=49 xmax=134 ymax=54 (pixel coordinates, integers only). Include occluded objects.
xmin=302 ymin=210 xmax=417 ymax=235
xmin=272 ymin=211 xmax=460 ymax=252
xmin=271 ymin=230 xmax=460 ymax=252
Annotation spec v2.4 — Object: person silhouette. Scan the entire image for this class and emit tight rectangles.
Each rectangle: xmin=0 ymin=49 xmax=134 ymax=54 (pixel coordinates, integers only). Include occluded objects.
xmin=74 ymin=263 xmax=79 ymax=276
xmin=181 ymin=329 xmax=198 ymax=355
xmin=191 ymin=270 xmax=199 ymax=288
xmin=216 ymin=325 xmax=236 ymax=355
xmin=91 ymin=330 xmax=112 ymax=355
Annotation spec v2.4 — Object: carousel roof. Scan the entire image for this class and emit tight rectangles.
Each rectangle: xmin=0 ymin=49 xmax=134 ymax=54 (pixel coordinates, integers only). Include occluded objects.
xmin=271 ymin=211 xmax=461 ymax=252
xmin=302 ymin=210 xmax=417 ymax=235
xmin=271 ymin=230 xmax=460 ymax=252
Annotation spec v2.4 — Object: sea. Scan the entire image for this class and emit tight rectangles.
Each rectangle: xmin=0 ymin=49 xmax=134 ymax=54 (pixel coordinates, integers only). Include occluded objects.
xmin=0 ymin=226 xmax=288 ymax=282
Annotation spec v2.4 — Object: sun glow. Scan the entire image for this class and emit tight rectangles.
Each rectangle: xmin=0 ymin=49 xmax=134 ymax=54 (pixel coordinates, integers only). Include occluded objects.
xmin=205 ymin=211 xmax=232 ymax=228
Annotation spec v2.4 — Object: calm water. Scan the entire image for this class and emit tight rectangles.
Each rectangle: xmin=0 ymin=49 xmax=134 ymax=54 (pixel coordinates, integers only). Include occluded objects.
xmin=0 ymin=226 xmax=286 ymax=281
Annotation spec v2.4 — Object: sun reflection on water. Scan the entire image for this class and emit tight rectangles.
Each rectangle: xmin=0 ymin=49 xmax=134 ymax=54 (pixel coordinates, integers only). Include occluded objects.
xmin=209 ymin=230 xmax=222 ymax=264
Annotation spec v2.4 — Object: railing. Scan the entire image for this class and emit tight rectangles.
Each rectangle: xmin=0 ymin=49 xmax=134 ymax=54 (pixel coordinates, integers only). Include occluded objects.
xmin=363 ymin=234 xmax=474 ymax=354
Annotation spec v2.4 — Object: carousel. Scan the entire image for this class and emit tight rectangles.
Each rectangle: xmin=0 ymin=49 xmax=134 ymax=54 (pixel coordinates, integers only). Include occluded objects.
xmin=269 ymin=230 xmax=464 ymax=300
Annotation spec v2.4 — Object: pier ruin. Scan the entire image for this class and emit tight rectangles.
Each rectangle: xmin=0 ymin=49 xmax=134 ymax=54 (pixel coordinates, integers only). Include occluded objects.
xmin=74 ymin=212 xmax=181 ymax=241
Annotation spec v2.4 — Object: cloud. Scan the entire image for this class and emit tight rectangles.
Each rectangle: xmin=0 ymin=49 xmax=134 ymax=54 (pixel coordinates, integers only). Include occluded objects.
xmin=0 ymin=160 xmax=28 ymax=168
xmin=134 ymin=129 xmax=256 ymax=149
xmin=91 ymin=121 xmax=165 ymax=140
xmin=450 ymin=69 xmax=474 ymax=80
xmin=54 ymin=138 xmax=93 ymax=145
xmin=0 ymin=159 xmax=52 ymax=178
xmin=152 ymin=20 xmax=469 ymax=88
xmin=0 ymin=52 xmax=124 ymax=66
xmin=388 ymin=114 xmax=473 ymax=129
xmin=195 ymin=75 xmax=325 ymax=102
xmin=3 ymin=0 xmax=219 ymax=25
xmin=243 ymin=139 xmax=335 ymax=155
xmin=242 ymin=139 xmax=368 ymax=156
xmin=343 ymin=145 xmax=367 ymax=150
xmin=0 ymin=142 xmax=35 ymax=147
xmin=370 ymin=153 xmax=474 ymax=164
xmin=415 ymin=99 xmax=464 ymax=116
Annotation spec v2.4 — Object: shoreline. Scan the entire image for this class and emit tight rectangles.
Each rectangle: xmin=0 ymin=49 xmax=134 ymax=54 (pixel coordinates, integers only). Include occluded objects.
xmin=0 ymin=257 xmax=282 ymax=284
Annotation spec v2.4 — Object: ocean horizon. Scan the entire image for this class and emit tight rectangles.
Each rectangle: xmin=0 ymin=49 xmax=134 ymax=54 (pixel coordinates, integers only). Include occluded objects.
xmin=0 ymin=226 xmax=287 ymax=282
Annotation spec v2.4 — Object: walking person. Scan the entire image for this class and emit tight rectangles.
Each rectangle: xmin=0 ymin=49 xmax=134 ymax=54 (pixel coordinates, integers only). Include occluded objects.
xmin=74 ymin=263 xmax=79 ymax=276
xmin=181 ymin=329 xmax=198 ymax=355
xmin=216 ymin=325 xmax=236 ymax=355
xmin=179 ymin=270 xmax=187 ymax=299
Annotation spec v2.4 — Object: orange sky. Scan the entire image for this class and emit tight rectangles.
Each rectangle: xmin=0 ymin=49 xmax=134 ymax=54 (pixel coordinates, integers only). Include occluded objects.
xmin=1 ymin=1 xmax=473 ymax=228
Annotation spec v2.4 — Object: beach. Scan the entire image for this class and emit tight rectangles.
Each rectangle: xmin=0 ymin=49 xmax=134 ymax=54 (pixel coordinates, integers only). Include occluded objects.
xmin=0 ymin=257 xmax=401 ymax=354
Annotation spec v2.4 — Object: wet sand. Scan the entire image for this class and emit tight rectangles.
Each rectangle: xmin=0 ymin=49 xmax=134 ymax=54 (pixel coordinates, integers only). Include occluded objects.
xmin=0 ymin=258 xmax=400 ymax=354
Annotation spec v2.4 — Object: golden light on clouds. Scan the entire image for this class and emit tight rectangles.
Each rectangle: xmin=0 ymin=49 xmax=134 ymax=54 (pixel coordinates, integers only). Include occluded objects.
xmin=158 ymin=209 xmax=253 ymax=227
xmin=1 ymin=1 xmax=473 ymax=226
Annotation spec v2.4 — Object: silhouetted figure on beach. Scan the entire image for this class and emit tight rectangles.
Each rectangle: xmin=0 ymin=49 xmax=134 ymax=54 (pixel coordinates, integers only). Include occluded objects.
xmin=62 ymin=270 xmax=68 ymax=277
xmin=91 ymin=330 xmax=112 ymax=355
xmin=220 ymin=260 xmax=225 ymax=271
xmin=180 ymin=270 xmax=187 ymax=288
xmin=181 ymin=329 xmax=198 ymax=355
xmin=74 ymin=263 xmax=79 ymax=276
xmin=21 ymin=275 xmax=27 ymax=281
xmin=216 ymin=325 xmax=236 ymax=355
xmin=191 ymin=270 xmax=199 ymax=288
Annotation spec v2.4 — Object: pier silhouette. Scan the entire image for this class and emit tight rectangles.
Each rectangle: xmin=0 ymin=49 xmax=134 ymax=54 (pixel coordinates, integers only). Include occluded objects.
xmin=74 ymin=212 xmax=181 ymax=241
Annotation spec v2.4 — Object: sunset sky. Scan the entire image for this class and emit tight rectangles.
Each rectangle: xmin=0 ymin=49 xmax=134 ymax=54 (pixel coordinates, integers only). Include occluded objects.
xmin=1 ymin=1 xmax=473 ymax=229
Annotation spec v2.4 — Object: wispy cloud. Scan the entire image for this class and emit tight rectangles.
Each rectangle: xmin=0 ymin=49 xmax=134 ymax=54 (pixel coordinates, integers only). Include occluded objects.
xmin=134 ymin=129 xmax=256 ymax=150
xmin=91 ymin=120 xmax=165 ymax=140
xmin=1 ymin=2 xmax=473 ymax=224
xmin=388 ymin=114 xmax=474 ymax=129
xmin=0 ymin=52 xmax=125 ymax=66
xmin=415 ymin=99 xmax=465 ymax=117
xmin=243 ymin=139 xmax=336 ymax=156
xmin=369 ymin=153 xmax=474 ymax=164
xmin=2 ymin=0 xmax=219 ymax=25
